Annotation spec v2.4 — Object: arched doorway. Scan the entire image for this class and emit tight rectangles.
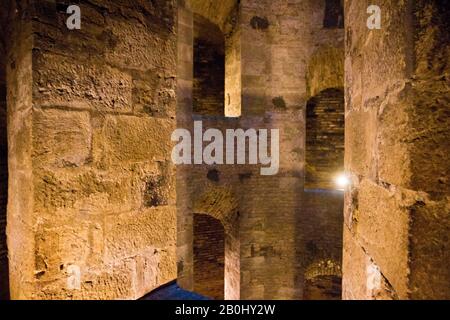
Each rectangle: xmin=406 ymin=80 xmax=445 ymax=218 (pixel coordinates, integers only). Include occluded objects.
xmin=302 ymin=87 xmax=345 ymax=300
xmin=303 ymin=260 xmax=342 ymax=300
xmin=193 ymin=213 xmax=225 ymax=299
xmin=305 ymin=87 xmax=345 ymax=189
xmin=192 ymin=187 xmax=240 ymax=300
xmin=193 ymin=14 xmax=225 ymax=116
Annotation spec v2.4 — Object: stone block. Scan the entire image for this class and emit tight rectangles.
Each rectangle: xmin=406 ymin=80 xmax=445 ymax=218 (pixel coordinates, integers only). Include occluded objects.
xmin=104 ymin=207 xmax=176 ymax=262
xmin=377 ymin=99 xmax=412 ymax=188
xmin=105 ymin=19 xmax=176 ymax=72
xmin=409 ymin=197 xmax=450 ymax=299
xmin=345 ymin=108 xmax=377 ymax=178
xmin=33 ymin=52 xmax=133 ymax=112
xmin=342 ymin=226 xmax=367 ymax=300
xmin=93 ymin=115 xmax=174 ymax=168
xmin=33 ymin=108 xmax=91 ymax=168
xmin=355 ymin=179 xmax=410 ymax=298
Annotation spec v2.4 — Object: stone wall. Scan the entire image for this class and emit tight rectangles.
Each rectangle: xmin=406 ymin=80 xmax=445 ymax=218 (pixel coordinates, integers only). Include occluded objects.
xmin=0 ymin=2 xmax=9 ymax=300
xmin=343 ymin=0 xmax=450 ymax=300
xmin=6 ymin=0 xmax=178 ymax=300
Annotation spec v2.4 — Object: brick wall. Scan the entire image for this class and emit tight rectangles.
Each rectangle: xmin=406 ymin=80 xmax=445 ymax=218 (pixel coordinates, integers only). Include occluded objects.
xmin=177 ymin=0 xmax=345 ymax=300
xmin=193 ymin=214 xmax=225 ymax=299
xmin=300 ymin=190 xmax=343 ymax=299
xmin=305 ymin=88 xmax=345 ymax=189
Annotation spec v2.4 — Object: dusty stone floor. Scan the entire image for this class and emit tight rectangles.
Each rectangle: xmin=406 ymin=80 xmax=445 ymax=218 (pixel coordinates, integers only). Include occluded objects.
xmin=141 ymin=282 xmax=210 ymax=301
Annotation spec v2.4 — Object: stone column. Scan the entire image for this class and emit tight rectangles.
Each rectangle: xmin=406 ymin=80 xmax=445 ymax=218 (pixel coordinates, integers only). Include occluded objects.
xmin=7 ymin=0 xmax=178 ymax=299
xmin=343 ymin=0 xmax=450 ymax=300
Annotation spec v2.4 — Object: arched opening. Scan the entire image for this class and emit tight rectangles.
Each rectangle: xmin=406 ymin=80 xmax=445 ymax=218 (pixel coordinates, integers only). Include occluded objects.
xmin=303 ymin=260 xmax=342 ymax=300
xmin=193 ymin=213 xmax=225 ymax=299
xmin=193 ymin=14 xmax=225 ymax=116
xmin=0 ymin=10 xmax=9 ymax=300
xmin=304 ymin=275 xmax=342 ymax=300
xmin=303 ymin=87 xmax=344 ymax=300
xmin=305 ymin=88 xmax=345 ymax=190
xmin=304 ymin=263 xmax=342 ymax=300
xmin=323 ymin=0 xmax=344 ymax=29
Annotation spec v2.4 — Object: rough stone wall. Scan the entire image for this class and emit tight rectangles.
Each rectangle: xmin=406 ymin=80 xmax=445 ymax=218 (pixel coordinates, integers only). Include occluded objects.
xmin=343 ymin=0 xmax=450 ymax=300
xmin=193 ymin=213 xmax=225 ymax=299
xmin=5 ymin=0 xmax=35 ymax=299
xmin=7 ymin=0 xmax=178 ymax=300
xmin=0 ymin=2 xmax=9 ymax=300
xmin=193 ymin=14 xmax=225 ymax=116
xmin=305 ymin=88 xmax=345 ymax=189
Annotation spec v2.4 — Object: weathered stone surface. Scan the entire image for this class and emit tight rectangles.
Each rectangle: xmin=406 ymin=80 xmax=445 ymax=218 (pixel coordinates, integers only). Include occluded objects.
xmin=3 ymin=0 xmax=178 ymax=300
xmin=34 ymin=52 xmax=133 ymax=112
xmin=344 ymin=107 xmax=378 ymax=178
xmin=105 ymin=207 xmax=176 ymax=262
xmin=344 ymin=0 xmax=450 ymax=300
xmin=33 ymin=109 xmax=92 ymax=168
xmin=355 ymin=179 xmax=410 ymax=298
xmin=409 ymin=196 xmax=450 ymax=299
xmin=93 ymin=115 xmax=174 ymax=168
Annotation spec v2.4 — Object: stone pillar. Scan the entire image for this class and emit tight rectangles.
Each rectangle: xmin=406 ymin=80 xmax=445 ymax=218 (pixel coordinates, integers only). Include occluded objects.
xmin=343 ymin=0 xmax=450 ymax=300
xmin=176 ymin=0 xmax=195 ymax=291
xmin=6 ymin=0 xmax=178 ymax=299
xmin=238 ymin=0 xmax=308 ymax=300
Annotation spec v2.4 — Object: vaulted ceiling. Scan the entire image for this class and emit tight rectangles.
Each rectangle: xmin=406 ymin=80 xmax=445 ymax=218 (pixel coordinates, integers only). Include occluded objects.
xmin=190 ymin=0 xmax=238 ymax=30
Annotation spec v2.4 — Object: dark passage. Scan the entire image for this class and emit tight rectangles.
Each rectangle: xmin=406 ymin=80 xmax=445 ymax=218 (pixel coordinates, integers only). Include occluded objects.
xmin=304 ymin=275 xmax=342 ymax=300
xmin=194 ymin=214 xmax=225 ymax=300
xmin=193 ymin=14 xmax=225 ymax=116
xmin=305 ymin=88 xmax=345 ymax=189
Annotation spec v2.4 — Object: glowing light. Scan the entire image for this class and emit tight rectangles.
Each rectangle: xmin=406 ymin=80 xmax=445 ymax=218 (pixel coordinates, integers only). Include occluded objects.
xmin=335 ymin=173 xmax=350 ymax=189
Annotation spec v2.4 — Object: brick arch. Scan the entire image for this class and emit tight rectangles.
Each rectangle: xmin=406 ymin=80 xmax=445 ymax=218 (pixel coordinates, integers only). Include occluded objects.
xmin=192 ymin=187 xmax=240 ymax=300
xmin=192 ymin=187 xmax=238 ymax=233
xmin=304 ymin=259 xmax=342 ymax=280
xmin=305 ymin=88 xmax=345 ymax=189
xmin=303 ymin=259 xmax=342 ymax=300
xmin=306 ymin=45 xmax=344 ymax=99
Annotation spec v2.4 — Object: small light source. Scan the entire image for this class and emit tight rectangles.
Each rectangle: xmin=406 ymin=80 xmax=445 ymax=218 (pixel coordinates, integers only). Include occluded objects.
xmin=335 ymin=173 xmax=350 ymax=189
